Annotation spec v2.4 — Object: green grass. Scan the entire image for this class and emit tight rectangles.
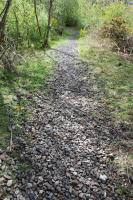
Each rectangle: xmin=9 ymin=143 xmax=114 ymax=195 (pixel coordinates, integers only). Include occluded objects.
xmin=0 ymin=50 xmax=53 ymax=149
xmin=79 ymin=34 xmax=133 ymax=126
xmin=18 ymin=52 xmax=53 ymax=91
xmin=116 ymin=185 xmax=131 ymax=196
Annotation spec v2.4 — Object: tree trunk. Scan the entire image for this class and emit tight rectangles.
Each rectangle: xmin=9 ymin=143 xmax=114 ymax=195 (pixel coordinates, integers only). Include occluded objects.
xmin=43 ymin=0 xmax=54 ymax=48
xmin=0 ymin=0 xmax=12 ymax=44
xmin=33 ymin=0 xmax=42 ymax=37
xmin=13 ymin=9 xmax=20 ymax=48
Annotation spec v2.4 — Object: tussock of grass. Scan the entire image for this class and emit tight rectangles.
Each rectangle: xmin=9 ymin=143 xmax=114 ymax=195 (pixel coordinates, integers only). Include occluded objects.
xmin=0 ymin=50 xmax=53 ymax=149
xmin=79 ymin=33 xmax=133 ymax=125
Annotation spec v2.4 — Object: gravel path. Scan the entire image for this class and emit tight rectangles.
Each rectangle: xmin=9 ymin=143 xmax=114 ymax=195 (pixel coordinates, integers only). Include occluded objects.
xmin=10 ymin=38 xmax=128 ymax=200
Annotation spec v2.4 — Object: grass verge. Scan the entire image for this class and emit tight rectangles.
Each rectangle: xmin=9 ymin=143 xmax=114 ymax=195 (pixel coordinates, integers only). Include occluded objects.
xmin=79 ymin=33 xmax=133 ymax=126
xmin=79 ymin=32 xmax=133 ymax=198
xmin=0 ymin=50 xmax=53 ymax=150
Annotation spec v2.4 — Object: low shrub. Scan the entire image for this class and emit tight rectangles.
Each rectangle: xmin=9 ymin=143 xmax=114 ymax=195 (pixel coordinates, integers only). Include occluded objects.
xmin=100 ymin=2 xmax=133 ymax=53
xmin=101 ymin=17 xmax=133 ymax=53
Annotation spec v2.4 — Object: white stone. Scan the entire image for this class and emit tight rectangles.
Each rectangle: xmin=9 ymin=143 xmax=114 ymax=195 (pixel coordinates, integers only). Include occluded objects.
xmin=38 ymin=176 xmax=43 ymax=182
xmin=79 ymin=193 xmax=84 ymax=198
xmin=7 ymin=180 xmax=13 ymax=187
xmin=73 ymin=171 xmax=78 ymax=176
xmin=99 ymin=174 xmax=108 ymax=182
xmin=54 ymin=180 xmax=60 ymax=186
xmin=39 ymin=190 xmax=44 ymax=194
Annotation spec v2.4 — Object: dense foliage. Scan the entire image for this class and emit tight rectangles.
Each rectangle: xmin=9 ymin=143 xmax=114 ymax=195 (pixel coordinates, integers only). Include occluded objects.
xmin=0 ymin=0 xmax=47 ymax=47
xmin=1 ymin=0 xmax=132 ymax=48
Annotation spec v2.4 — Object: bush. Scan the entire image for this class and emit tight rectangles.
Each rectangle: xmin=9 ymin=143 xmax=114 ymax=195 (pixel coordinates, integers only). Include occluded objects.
xmin=100 ymin=2 xmax=133 ymax=53
xmin=101 ymin=17 xmax=133 ymax=53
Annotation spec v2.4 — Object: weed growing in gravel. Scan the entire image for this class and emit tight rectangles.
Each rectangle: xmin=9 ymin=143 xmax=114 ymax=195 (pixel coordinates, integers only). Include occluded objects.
xmin=17 ymin=163 xmax=31 ymax=173
xmin=116 ymin=185 xmax=132 ymax=197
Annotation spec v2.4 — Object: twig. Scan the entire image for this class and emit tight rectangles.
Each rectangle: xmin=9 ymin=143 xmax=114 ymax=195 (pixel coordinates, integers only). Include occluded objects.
xmin=125 ymin=153 xmax=131 ymax=184
xmin=9 ymin=127 xmax=13 ymax=152
xmin=44 ymin=51 xmax=57 ymax=63
xmin=5 ymin=105 xmax=13 ymax=152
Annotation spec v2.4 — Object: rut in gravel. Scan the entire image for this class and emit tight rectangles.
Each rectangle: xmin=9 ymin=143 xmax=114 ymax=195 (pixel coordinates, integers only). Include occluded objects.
xmin=14 ymin=38 xmax=125 ymax=200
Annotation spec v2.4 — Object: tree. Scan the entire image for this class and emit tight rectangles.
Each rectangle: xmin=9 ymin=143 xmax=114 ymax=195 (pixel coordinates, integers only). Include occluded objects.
xmin=0 ymin=0 xmax=12 ymax=44
xmin=43 ymin=0 xmax=54 ymax=47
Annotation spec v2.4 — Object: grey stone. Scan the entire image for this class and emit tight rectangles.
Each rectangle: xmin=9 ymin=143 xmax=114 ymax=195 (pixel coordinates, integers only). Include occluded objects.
xmin=27 ymin=183 xmax=33 ymax=188
xmin=79 ymin=193 xmax=84 ymax=198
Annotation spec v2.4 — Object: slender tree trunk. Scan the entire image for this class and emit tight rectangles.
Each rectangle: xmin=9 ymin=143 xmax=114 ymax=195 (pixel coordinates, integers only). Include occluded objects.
xmin=43 ymin=0 xmax=54 ymax=48
xmin=33 ymin=0 xmax=42 ymax=37
xmin=0 ymin=0 xmax=12 ymax=44
xmin=13 ymin=9 xmax=20 ymax=48
xmin=22 ymin=2 xmax=30 ymax=47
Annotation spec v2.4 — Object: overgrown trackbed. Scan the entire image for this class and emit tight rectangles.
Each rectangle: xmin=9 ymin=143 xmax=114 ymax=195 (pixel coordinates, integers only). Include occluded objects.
xmin=14 ymin=37 xmax=127 ymax=200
